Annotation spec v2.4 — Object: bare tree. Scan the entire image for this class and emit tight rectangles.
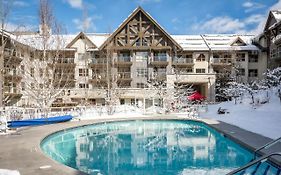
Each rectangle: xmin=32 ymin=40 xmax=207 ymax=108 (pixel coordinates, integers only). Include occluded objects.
xmin=0 ymin=0 xmax=15 ymax=107
xmin=20 ymin=0 xmax=74 ymax=110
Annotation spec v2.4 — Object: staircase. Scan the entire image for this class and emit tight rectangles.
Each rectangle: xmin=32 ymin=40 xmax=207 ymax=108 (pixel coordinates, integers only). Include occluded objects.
xmin=227 ymin=137 xmax=281 ymax=175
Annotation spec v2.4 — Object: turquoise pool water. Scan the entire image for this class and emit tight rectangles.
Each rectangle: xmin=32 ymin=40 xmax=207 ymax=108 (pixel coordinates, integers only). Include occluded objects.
xmin=41 ymin=120 xmax=253 ymax=175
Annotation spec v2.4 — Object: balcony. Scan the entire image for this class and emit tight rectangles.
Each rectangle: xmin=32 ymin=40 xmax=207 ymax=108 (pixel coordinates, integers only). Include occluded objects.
xmin=89 ymin=73 xmax=108 ymax=83
xmin=89 ymin=58 xmax=107 ymax=68
xmin=4 ymin=49 xmax=22 ymax=65
xmin=211 ymin=58 xmax=232 ymax=67
xmin=116 ymin=56 xmax=132 ymax=66
xmin=3 ymin=86 xmax=22 ymax=105
xmin=4 ymin=69 xmax=22 ymax=82
xmin=173 ymin=57 xmax=194 ymax=67
xmin=150 ymin=55 xmax=168 ymax=66
xmin=270 ymin=47 xmax=281 ymax=60
xmin=272 ymin=34 xmax=281 ymax=45
xmin=117 ymin=72 xmax=132 ymax=81
xmin=150 ymin=72 xmax=166 ymax=81
xmin=54 ymin=58 xmax=76 ymax=67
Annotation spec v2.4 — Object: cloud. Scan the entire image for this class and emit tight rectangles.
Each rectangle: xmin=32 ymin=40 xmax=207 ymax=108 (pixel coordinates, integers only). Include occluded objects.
xmin=64 ymin=0 xmax=83 ymax=9
xmin=242 ymin=1 xmax=266 ymax=13
xmin=73 ymin=15 xmax=102 ymax=32
xmin=270 ymin=0 xmax=281 ymax=10
xmin=191 ymin=14 xmax=265 ymax=34
xmin=137 ymin=0 xmax=161 ymax=4
xmin=171 ymin=18 xmax=180 ymax=24
xmin=243 ymin=2 xmax=254 ymax=8
xmin=13 ymin=1 xmax=29 ymax=7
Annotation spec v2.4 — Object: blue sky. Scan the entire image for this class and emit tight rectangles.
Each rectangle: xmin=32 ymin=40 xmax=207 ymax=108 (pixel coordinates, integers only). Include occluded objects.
xmin=6 ymin=0 xmax=281 ymax=35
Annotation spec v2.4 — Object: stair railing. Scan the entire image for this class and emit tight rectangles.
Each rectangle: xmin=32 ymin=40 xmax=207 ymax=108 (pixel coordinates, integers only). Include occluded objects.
xmin=226 ymin=152 xmax=281 ymax=175
xmin=253 ymin=137 xmax=281 ymax=159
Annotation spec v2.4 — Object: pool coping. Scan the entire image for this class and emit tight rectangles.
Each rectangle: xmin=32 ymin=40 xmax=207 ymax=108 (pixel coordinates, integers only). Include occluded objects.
xmin=0 ymin=116 xmax=280 ymax=175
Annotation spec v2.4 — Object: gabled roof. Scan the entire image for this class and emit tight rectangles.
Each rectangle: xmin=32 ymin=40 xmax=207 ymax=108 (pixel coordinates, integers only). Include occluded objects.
xmin=66 ymin=32 xmax=97 ymax=48
xmin=264 ymin=10 xmax=281 ymax=31
xmin=99 ymin=6 xmax=182 ymax=50
xmin=230 ymin=37 xmax=246 ymax=46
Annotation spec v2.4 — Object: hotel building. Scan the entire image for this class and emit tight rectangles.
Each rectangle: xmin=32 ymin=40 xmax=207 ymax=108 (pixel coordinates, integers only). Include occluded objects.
xmin=1 ymin=7 xmax=274 ymax=108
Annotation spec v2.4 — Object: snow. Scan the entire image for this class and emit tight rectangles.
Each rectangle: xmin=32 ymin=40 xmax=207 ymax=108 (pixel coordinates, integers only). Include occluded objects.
xmin=171 ymin=34 xmax=259 ymax=51
xmin=272 ymin=10 xmax=281 ymax=22
xmin=201 ymin=89 xmax=281 ymax=139
xmin=0 ymin=169 xmax=20 ymax=175
xmin=86 ymin=33 xmax=110 ymax=48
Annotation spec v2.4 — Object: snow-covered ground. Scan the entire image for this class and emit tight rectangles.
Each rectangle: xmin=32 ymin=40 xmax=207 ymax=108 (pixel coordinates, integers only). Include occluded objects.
xmin=201 ymin=89 xmax=281 ymax=139
xmin=76 ymin=89 xmax=281 ymax=140
xmin=0 ymin=169 xmax=20 ymax=175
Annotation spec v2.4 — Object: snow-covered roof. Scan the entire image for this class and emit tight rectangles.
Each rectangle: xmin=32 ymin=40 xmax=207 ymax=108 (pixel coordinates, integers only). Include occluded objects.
xmin=172 ymin=34 xmax=258 ymax=51
xmin=271 ymin=10 xmax=281 ymax=22
xmin=10 ymin=33 xmax=77 ymax=50
xmin=202 ymin=34 xmax=258 ymax=51
xmin=172 ymin=35 xmax=209 ymax=51
xmin=85 ymin=33 xmax=110 ymax=48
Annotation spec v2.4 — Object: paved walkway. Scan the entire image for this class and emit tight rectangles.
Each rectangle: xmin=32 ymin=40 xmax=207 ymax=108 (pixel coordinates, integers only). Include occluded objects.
xmin=0 ymin=116 xmax=280 ymax=175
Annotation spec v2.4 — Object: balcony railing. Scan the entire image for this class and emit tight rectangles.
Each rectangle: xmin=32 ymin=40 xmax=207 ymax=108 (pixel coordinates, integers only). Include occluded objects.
xmin=117 ymin=56 xmax=131 ymax=62
xmin=56 ymin=58 xmax=75 ymax=64
xmin=118 ymin=72 xmax=131 ymax=79
xmin=173 ymin=58 xmax=193 ymax=64
xmin=91 ymin=59 xmax=107 ymax=64
xmin=153 ymin=55 xmax=168 ymax=62
xmin=151 ymin=72 xmax=166 ymax=80
xmin=211 ymin=58 xmax=232 ymax=65
xmin=4 ymin=86 xmax=19 ymax=94
xmin=92 ymin=73 xmax=107 ymax=79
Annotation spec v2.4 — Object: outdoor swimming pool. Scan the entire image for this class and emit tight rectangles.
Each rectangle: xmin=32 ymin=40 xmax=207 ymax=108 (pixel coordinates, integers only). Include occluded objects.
xmin=41 ymin=120 xmax=253 ymax=175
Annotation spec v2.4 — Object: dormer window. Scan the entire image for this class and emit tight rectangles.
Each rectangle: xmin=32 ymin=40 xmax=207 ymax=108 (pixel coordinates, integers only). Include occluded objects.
xmin=196 ymin=54 xmax=206 ymax=62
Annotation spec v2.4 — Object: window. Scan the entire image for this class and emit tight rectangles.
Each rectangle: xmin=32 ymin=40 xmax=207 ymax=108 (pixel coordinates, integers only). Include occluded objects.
xmin=120 ymin=99 xmax=125 ymax=105
xmin=39 ymin=84 xmax=44 ymax=89
xmin=154 ymin=51 xmax=167 ymax=61
xmin=21 ymin=65 xmax=25 ymax=74
xmin=79 ymin=69 xmax=89 ymax=76
xmin=137 ymin=83 xmax=147 ymax=88
xmin=249 ymin=69 xmax=258 ymax=77
xmin=21 ymin=82 xmax=25 ymax=91
xmin=30 ymin=52 xmax=34 ymax=61
xmin=79 ymin=83 xmax=89 ymax=89
xmin=30 ymin=68 xmax=34 ymax=77
xmin=196 ymin=54 xmax=206 ymax=62
xmin=137 ymin=68 xmax=148 ymax=77
xmin=249 ymin=53 xmax=258 ymax=62
xmin=237 ymin=68 xmax=245 ymax=76
xmin=78 ymin=53 xmax=84 ymax=60
xmin=236 ymin=53 xmax=245 ymax=62
xmin=136 ymin=52 xmax=148 ymax=62
xmin=196 ymin=68 xmax=206 ymax=73
xmin=39 ymin=68 xmax=44 ymax=77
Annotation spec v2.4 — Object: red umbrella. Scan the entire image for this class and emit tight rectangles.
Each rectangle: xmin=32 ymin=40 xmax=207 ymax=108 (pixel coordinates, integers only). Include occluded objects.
xmin=188 ymin=91 xmax=206 ymax=101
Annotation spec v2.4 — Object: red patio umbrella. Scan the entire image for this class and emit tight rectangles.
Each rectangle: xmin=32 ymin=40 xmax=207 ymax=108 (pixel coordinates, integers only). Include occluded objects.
xmin=188 ymin=91 xmax=206 ymax=101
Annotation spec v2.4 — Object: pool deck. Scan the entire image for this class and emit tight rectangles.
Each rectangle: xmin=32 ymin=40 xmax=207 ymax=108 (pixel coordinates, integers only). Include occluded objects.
xmin=0 ymin=116 xmax=280 ymax=175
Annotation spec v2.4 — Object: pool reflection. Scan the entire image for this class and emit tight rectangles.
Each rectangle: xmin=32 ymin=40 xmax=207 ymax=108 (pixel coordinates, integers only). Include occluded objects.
xmin=42 ymin=120 xmax=252 ymax=175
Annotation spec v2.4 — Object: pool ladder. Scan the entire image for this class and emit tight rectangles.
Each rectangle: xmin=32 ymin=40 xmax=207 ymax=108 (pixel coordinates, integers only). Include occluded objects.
xmin=227 ymin=137 xmax=281 ymax=175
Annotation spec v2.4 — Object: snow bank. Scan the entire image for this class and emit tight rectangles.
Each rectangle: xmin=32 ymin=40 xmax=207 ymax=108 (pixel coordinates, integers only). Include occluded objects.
xmin=77 ymin=105 xmax=146 ymax=120
xmin=0 ymin=169 xmax=20 ymax=175
xmin=201 ymin=90 xmax=281 ymax=139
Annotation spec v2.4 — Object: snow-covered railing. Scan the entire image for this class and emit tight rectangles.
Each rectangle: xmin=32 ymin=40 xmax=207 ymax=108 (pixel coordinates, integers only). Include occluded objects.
xmin=272 ymin=33 xmax=281 ymax=44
